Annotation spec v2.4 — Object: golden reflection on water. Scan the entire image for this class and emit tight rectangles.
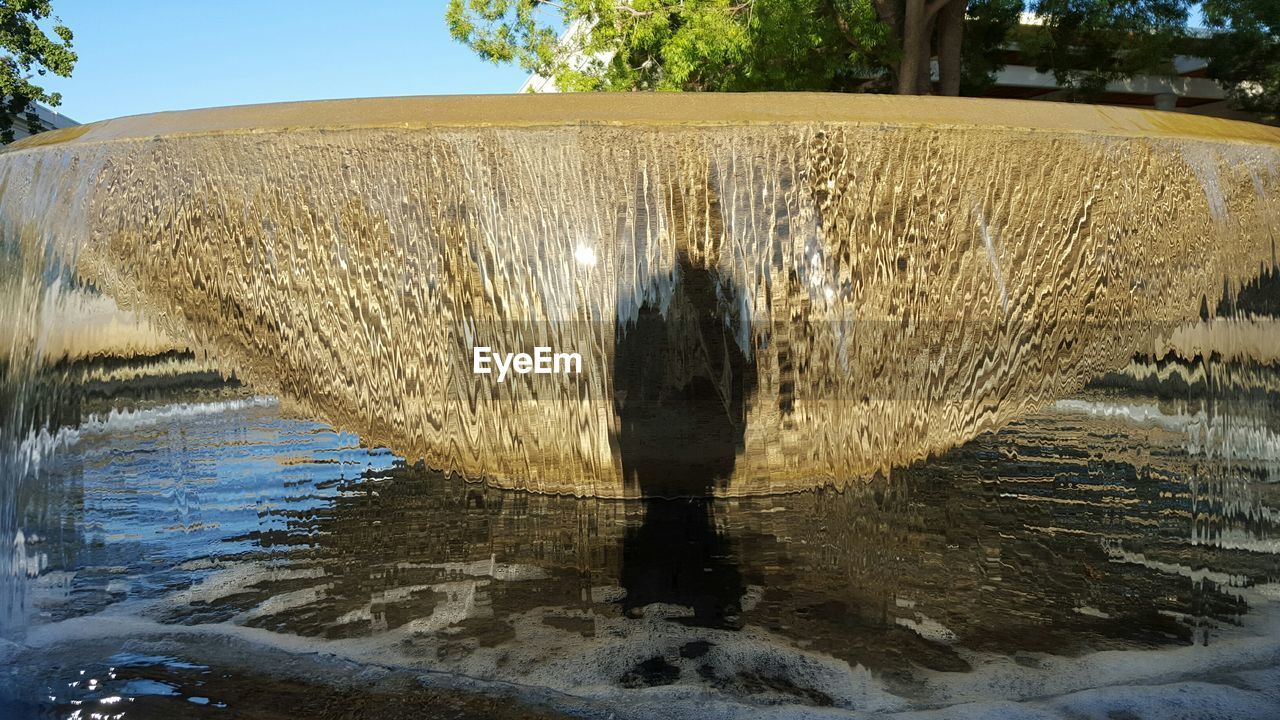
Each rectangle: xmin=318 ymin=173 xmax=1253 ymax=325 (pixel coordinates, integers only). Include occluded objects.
xmin=4 ymin=95 xmax=1280 ymax=719
xmin=3 ymin=96 xmax=1279 ymax=496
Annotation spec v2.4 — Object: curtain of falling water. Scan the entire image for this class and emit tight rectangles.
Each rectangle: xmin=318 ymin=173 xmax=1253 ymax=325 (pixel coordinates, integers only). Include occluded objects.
xmin=0 ymin=111 xmax=1279 ymax=638
xmin=5 ymin=126 xmax=1280 ymax=494
xmin=58 ymin=124 xmax=1280 ymax=497
xmin=1 ymin=148 xmax=93 ymax=633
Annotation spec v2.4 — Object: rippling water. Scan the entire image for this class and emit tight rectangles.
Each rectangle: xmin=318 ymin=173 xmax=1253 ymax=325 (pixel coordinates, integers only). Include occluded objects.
xmin=3 ymin=345 xmax=1279 ymax=719
xmin=4 ymin=96 xmax=1280 ymax=497
xmin=4 ymin=97 xmax=1280 ymax=719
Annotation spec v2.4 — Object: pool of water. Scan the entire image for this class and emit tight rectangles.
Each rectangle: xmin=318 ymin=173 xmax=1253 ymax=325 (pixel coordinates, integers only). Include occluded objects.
xmin=3 ymin=351 xmax=1280 ymax=719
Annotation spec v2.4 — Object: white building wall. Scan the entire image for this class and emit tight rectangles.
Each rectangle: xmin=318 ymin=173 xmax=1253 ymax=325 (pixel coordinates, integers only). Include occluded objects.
xmin=7 ymin=101 xmax=78 ymax=140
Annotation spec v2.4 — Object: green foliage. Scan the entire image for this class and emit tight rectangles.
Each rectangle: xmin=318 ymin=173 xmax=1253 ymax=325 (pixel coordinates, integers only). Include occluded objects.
xmin=446 ymin=0 xmax=901 ymax=93
xmin=442 ymin=0 xmax=1079 ymax=95
xmin=1202 ymin=0 xmax=1280 ymax=121
xmin=959 ymin=0 xmax=1023 ymax=95
xmin=0 ymin=0 xmax=75 ymax=143
xmin=1019 ymin=0 xmax=1193 ymax=100
xmin=446 ymin=0 xmax=1279 ymax=121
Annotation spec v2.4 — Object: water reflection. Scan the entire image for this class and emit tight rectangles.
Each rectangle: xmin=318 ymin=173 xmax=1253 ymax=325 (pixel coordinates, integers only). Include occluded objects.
xmin=153 ymin=399 xmax=1276 ymax=676
xmin=6 ymin=352 xmax=1280 ymax=715
xmin=614 ymin=250 xmax=753 ymax=628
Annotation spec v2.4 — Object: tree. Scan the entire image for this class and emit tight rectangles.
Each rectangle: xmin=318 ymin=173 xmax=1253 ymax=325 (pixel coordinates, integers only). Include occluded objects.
xmin=441 ymin=0 xmax=1135 ymax=96
xmin=959 ymin=0 xmax=1023 ymax=94
xmin=444 ymin=0 xmax=1009 ymax=95
xmin=0 ymin=0 xmax=75 ymax=144
xmin=870 ymin=0 xmax=966 ymax=94
xmin=1018 ymin=0 xmax=1194 ymax=100
xmin=446 ymin=0 xmax=1278 ymax=117
xmin=449 ymin=1 xmax=859 ymax=93
xmin=1201 ymin=0 xmax=1280 ymax=121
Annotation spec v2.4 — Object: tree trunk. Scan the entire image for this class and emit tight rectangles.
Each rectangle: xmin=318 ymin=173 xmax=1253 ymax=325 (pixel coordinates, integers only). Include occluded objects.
xmin=936 ymin=0 xmax=965 ymax=96
xmin=897 ymin=0 xmax=928 ymax=94
xmin=869 ymin=0 xmax=905 ymax=92
xmin=917 ymin=11 xmax=937 ymax=92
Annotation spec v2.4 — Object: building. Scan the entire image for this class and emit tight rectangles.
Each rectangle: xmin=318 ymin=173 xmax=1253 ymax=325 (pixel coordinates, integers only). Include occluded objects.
xmin=518 ymin=19 xmax=603 ymax=95
xmin=5 ymin=101 xmax=78 ymax=141
xmin=982 ymin=18 xmax=1241 ymax=118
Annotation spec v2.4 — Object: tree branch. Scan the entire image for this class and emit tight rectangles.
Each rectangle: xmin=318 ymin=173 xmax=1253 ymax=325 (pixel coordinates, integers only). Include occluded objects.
xmin=615 ymin=1 xmax=655 ymax=18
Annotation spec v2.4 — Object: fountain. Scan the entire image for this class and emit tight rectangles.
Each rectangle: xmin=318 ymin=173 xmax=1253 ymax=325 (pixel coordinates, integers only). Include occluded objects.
xmin=3 ymin=93 xmax=1279 ymax=502
xmin=5 ymin=92 xmax=1280 ymax=716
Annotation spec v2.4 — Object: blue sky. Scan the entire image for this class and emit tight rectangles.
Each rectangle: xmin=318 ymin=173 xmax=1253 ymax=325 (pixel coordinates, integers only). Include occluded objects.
xmin=39 ymin=1 xmax=530 ymax=123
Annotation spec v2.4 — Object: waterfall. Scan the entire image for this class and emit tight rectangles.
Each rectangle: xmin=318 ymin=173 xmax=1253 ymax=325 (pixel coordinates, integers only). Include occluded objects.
xmin=1 ymin=94 xmax=1278 ymax=508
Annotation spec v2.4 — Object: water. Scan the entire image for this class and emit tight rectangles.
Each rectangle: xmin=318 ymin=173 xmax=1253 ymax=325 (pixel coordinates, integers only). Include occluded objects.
xmin=3 ymin=95 xmax=1280 ymax=717
xmin=3 ymin=96 xmax=1279 ymax=498
xmin=1 ymin=345 xmax=1278 ymax=718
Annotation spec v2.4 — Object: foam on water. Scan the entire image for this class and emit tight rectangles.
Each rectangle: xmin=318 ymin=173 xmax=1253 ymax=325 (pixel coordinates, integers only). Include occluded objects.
xmin=12 ymin=587 xmax=1280 ymax=719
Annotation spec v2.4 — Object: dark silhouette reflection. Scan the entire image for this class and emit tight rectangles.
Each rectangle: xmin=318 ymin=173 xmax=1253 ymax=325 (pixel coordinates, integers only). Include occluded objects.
xmin=53 ymin=356 xmax=1273 ymax=674
xmin=613 ymin=250 xmax=755 ymax=628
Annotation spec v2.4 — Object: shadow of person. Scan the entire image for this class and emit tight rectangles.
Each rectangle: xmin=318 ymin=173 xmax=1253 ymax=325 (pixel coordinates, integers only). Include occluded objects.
xmin=613 ymin=249 xmax=754 ymax=629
